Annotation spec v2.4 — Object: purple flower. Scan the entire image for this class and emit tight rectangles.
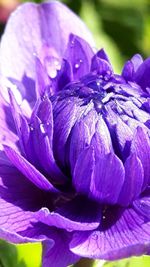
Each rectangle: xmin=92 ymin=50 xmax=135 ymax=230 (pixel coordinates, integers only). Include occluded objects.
xmin=0 ymin=1 xmax=150 ymax=266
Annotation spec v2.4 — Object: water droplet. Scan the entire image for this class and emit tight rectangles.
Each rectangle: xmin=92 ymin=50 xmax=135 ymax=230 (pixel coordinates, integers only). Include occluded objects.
xmin=30 ymin=125 xmax=34 ymax=131
xmin=75 ymin=63 xmax=80 ymax=69
xmin=91 ymin=233 xmax=98 ymax=240
xmin=70 ymin=39 xmax=75 ymax=48
xmin=45 ymin=56 xmax=61 ymax=79
xmin=94 ymin=100 xmax=103 ymax=112
xmin=33 ymin=52 xmax=37 ymax=57
xmin=40 ymin=123 xmax=46 ymax=134
xmin=96 ymin=81 xmax=101 ymax=87
xmin=49 ymin=68 xmax=57 ymax=79
xmin=74 ymin=59 xmax=83 ymax=69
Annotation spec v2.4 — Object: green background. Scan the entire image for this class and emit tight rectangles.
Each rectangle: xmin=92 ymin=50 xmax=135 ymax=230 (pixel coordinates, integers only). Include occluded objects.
xmin=0 ymin=0 xmax=150 ymax=266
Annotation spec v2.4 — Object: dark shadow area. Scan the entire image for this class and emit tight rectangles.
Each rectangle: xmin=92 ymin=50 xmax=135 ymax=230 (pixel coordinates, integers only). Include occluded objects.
xmin=0 ymin=24 xmax=4 ymax=39
xmin=74 ymin=258 xmax=95 ymax=267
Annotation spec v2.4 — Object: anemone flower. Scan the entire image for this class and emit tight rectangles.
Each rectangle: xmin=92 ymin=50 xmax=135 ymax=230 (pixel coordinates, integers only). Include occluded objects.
xmin=0 ymin=1 xmax=150 ymax=267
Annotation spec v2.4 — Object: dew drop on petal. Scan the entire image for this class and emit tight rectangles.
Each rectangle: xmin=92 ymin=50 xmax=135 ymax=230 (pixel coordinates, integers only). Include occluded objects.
xmin=75 ymin=63 xmax=80 ymax=69
xmin=40 ymin=123 xmax=46 ymax=134
xmin=49 ymin=69 xmax=57 ymax=79
xmin=74 ymin=59 xmax=83 ymax=69
xmin=94 ymin=101 xmax=103 ymax=112
xmin=91 ymin=233 xmax=98 ymax=240
xmin=30 ymin=126 xmax=34 ymax=131
xmin=70 ymin=39 xmax=75 ymax=48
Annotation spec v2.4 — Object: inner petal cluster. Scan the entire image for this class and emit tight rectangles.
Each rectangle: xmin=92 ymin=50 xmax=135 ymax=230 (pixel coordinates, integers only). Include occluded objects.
xmin=47 ymin=69 xmax=150 ymax=207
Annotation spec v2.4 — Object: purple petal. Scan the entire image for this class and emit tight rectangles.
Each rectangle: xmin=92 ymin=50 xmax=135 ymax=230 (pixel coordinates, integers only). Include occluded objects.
xmin=8 ymin=89 xmax=27 ymax=155
xmin=4 ymin=145 xmax=59 ymax=192
xmin=118 ymin=153 xmax=144 ymax=206
xmin=0 ymin=153 xmax=53 ymax=243
xmin=36 ymin=196 xmax=101 ymax=231
xmin=67 ymin=107 xmax=98 ymax=171
xmin=131 ymin=126 xmax=150 ymax=189
xmin=36 ymin=98 xmax=53 ymax=147
xmin=134 ymin=57 xmax=150 ymax=90
xmin=53 ymin=100 xmax=79 ymax=167
xmin=65 ymin=34 xmax=94 ymax=80
xmin=42 ymin=229 xmax=80 ymax=267
xmin=35 ymin=57 xmax=50 ymax=98
xmin=51 ymin=59 xmax=73 ymax=92
xmin=73 ymin=147 xmax=125 ymax=204
xmin=34 ymin=118 xmax=67 ymax=184
xmin=90 ymin=118 xmax=112 ymax=159
xmin=91 ymin=57 xmax=112 ymax=77
xmin=115 ymin=118 xmax=133 ymax=160
xmin=69 ymin=120 xmax=91 ymax=172
xmin=73 ymin=146 xmax=95 ymax=196
xmin=122 ymin=54 xmax=143 ymax=81
xmin=133 ymin=189 xmax=150 ymax=219
xmin=96 ymin=48 xmax=111 ymax=63
xmin=90 ymin=153 xmax=125 ymax=204
xmin=131 ymin=54 xmax=143 ymax=71
xmin=70 ymin=207 xmax=150 ymax=260
xmin=29 ymin=100 xmax=66 ymax=184
xmin=0 ymin=93 xmax=18 ymax=150
xmin=122 ymin=60 xmax=134 ymax=81
xmin=0 ymin=2 xmax=94 ymax=93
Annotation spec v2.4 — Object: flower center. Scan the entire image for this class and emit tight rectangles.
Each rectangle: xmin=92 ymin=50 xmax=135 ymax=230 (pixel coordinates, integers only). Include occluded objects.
xmin=50 ymin=73 xmax=112 ymax=111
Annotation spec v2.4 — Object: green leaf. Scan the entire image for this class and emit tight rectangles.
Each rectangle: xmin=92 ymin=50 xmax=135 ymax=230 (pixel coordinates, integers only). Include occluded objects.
xmin=16 ymin=243 xmax=42 ymax=267
xmin=0 ymin=240 xmax=42 ymax=267
xmin=0 ymin=240 xmax=25 ymax=267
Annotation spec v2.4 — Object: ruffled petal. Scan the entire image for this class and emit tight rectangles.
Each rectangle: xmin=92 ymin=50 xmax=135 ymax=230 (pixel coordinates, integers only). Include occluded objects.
xmin=70 ymin=207 xmax=150 ymax=260
xmin=0 ymin=153 xmax=53 ymax=243
xmin=4 ymin=145 xmax=59 ymax=192
xmin=42 ymin=229 xmax=80 ymax=267
xmin=36 ymin=196 xmax=101 ymax=231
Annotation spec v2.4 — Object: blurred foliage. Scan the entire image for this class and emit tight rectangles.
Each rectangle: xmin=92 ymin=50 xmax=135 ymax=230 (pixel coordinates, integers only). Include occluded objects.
xmin=0 ymin=240 xmax=41 ymax=267
xmin=1 ymin=0 xmax=150 ymax=266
